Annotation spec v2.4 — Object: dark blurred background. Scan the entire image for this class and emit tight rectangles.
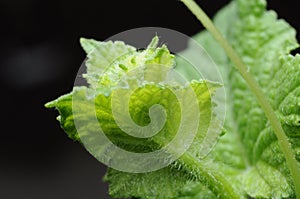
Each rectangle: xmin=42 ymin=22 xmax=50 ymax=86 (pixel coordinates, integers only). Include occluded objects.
xmin=0 ymin=0 xmax=299 ymax=198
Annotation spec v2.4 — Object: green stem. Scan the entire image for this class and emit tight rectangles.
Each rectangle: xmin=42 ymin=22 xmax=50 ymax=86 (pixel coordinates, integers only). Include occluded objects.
xmin=180 ymin=153 xmax=242 ymax=199
xmin=181 ymin=0 xmax=300 ymax=198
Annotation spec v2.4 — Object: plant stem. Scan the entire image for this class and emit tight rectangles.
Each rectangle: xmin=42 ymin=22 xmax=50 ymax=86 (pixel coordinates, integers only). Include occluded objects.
xmin=181 ymin=0 xmax=300 ymax=198
xmin=180 ymin=153 xmax=242 ymax=199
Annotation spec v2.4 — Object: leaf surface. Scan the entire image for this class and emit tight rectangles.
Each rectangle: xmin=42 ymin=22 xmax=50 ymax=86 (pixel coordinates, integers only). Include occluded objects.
xmin=192 ymin=0 xmax=300 ymax=197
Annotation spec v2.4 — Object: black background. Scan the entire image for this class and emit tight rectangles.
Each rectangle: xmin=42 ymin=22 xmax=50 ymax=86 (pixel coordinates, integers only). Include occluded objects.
xmin=0 ymin=0 xmax=299 ymax=198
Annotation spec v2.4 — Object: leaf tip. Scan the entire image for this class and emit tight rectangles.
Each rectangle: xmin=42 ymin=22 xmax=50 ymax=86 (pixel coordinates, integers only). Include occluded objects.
xmin=147 ymin=35 xmax=159 ymax=49
xmin=44 ymin=100 xmax=55 ymax=108
xmin=80 ymin=37 xmax=98 ymax=54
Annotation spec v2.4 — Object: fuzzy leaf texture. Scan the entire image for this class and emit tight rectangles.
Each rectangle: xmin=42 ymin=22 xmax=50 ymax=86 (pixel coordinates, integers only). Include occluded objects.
xmin=187 ymin=0 xmax=300 ymax=198
xmin=46 ymin=37 xmax=231 ymax=198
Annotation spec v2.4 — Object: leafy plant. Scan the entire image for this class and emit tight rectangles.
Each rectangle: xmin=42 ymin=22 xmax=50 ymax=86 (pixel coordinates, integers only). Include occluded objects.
xmin=46 ymin=0 xmax=300 ymax=198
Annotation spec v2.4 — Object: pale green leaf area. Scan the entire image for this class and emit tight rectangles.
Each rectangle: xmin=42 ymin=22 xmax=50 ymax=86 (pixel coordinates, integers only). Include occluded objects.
xmin=46 ymin=0 xmax=300 ymax=198
xmin=80 ymin=38 xmax=135 ymax=87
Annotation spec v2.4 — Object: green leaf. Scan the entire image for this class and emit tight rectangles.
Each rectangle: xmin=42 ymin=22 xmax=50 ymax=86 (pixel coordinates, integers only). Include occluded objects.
xmin=80 ymin=38 xmax=136 ymax=87
xmin=104 ymin=166 xmax=217 ymax=199
xmin=81 ymin=36 xmax=176 ymax=96
xmin=47 ymin=37 xmax=237 ymax=198
xmin=101 ymin=80 xmax=233 ymax=198
xmin=47 ymin=79 xmax=229 ymax=198
xmin=191 ymin=0 xmax=300 ymax=198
